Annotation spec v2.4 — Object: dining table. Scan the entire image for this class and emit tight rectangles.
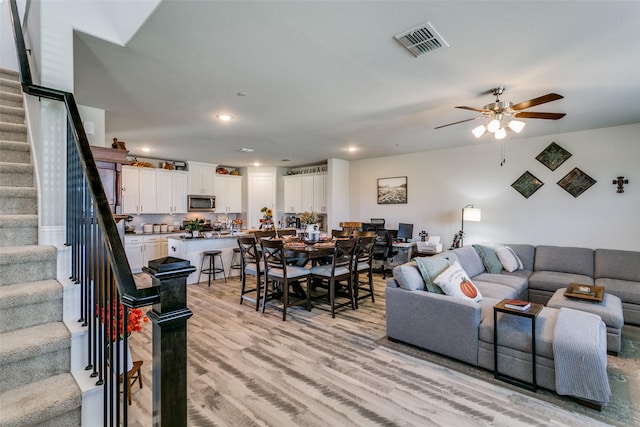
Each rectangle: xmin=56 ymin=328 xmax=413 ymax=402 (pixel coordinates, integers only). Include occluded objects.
xmin=283 ymin=240 xmax=336 ymax=267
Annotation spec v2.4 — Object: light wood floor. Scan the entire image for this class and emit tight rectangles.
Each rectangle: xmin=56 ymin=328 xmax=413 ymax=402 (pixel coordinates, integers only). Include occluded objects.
xmin=127 ymin=274 xmax=610 ymax=426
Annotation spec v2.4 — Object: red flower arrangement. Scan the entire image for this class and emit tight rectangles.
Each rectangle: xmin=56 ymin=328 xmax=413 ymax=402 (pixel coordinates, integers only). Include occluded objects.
xmin=100 ymin=301 xmax=149 ymax=341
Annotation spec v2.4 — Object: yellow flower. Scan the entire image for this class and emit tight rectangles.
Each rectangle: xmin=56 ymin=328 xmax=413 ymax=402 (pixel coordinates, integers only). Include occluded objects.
xmin=265 ymin=208 xmax=273 ymax=217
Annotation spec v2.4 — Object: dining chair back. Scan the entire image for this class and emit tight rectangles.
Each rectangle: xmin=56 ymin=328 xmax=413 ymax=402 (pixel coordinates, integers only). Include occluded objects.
xmin=254 ymin=230 xmax=277 ymax=240
xmin=238 ymin=236 xmax=263 ymax=310
xmin=276 ymin=229 xmax=297 ymax=237
xmin=332 ymin=229 xmax=350 ymax=237
xmin=260 ymin=238 xmax=312 ymax=321
xmin=354 ymin=236 xmax=376 ymax=308
xmin=310 ymin=238 xmax=357 ymax=318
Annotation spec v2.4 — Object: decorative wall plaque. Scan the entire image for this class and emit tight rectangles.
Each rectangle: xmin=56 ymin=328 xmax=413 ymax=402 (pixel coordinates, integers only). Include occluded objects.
xmin=511 ymin=171 xmax=544 ymax=199
xmin=536 ymin=142 xmax=572 ymax=171
xmin=557 ymin=167 xmax=596 ymax=198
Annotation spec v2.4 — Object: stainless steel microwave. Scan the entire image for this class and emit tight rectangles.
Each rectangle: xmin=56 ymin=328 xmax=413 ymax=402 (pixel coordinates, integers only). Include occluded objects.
xmin=187 ymin=195 xmax=215 ymax=212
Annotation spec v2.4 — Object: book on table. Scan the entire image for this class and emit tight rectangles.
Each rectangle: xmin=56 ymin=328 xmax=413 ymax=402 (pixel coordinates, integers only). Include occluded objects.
xmin=504 ymin=299 xmax=531 ymax=311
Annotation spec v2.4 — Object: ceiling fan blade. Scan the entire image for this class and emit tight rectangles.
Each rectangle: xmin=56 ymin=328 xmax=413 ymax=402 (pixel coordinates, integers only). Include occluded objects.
xmin=511 ymin=93 xmax=564 ymax=110
xmin=514 ymin=111 xmax=566 ymax=120
xmin=434 ymin=117 xmax=480 ymax=129
xmin=455 ymin=106 xmax=491 ymax=113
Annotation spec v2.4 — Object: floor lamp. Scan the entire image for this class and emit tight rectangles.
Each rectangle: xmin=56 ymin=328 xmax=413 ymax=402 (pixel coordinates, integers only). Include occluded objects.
xmin=460 ymin=204 xmax=481 ymax=247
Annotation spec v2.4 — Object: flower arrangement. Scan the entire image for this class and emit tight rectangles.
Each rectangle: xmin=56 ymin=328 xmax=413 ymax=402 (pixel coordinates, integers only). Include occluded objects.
xmin=260 ymin=206 xmax=275 ymax=230
xmin=100 ymin=301 xmax=149 ymax=341
xmin=300 ymin=211 xmax=317 ymax=225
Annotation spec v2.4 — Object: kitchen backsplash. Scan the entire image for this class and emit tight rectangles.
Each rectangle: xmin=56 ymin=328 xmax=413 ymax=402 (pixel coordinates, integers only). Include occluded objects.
xmin=128 ymin=212 xmax=241 ymax=232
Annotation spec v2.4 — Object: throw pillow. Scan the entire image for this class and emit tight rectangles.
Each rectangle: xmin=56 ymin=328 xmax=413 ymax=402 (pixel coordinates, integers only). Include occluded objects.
xmin=433 ymin=261 xmax=482 ymax=302
xmin=495 ymin=246 xmax=523 ymax=272
xmin=473 ymin=244 xmax=503 ymax=274
xmin=414 ymin=256 xmax=450 ymax=294
xmin=392 ymin=262 xmax=425 ymax=291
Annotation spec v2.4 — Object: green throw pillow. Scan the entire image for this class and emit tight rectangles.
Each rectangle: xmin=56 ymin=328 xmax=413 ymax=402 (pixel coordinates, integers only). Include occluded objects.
xmin=414 ymin=256 xmax=450 ymax=294
xmin=473 ymin=244 xmax=503 ymax=274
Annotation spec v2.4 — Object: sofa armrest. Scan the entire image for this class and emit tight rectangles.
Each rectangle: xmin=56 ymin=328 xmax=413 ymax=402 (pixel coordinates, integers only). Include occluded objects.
xmin=385 ymin=286 xmax=481 ymax=365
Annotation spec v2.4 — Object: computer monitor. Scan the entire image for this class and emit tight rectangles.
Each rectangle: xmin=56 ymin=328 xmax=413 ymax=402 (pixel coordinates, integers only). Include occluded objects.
xmin=397 ymin=223 xmax=413 ymax=242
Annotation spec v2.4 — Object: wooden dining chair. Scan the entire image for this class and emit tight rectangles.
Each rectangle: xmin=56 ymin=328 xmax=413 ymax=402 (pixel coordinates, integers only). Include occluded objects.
xmin=352 ymin=230 xmax=376 ymax=237
xmin=254 ymin=230 xmax=277 ymax=240
xmin=332 ymin=229 xmax=350 ymax=238
xmin=238 ymin=236 xmax=263 ymax=310
xmin=276 ymin=229 xmax=297 ymax=237
xmin=260 ymin=238 xmax=312 ymax=321
xmin=353 ymin=236 xmax=376 ymax=308
xmin=310 ymin=238 xmax=357 ymax=318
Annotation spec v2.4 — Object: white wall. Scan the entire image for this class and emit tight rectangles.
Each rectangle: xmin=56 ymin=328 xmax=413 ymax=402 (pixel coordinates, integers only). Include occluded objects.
xmin=78 ymin=104 xmax=105 ymax=147
xmin=349 ymin=123 xmax=640 ymax=251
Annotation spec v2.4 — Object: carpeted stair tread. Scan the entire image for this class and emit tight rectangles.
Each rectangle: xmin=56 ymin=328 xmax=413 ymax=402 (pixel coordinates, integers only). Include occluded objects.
xmin=0 ymin=92 xmax=22 ymax=109
xmin=0 ymin=140 xmax=30 ymax=164
xmin=0 ymin=214 xmax=37 ymax=227
xmin=0 ymin=245 xmax=56 ymax=264
xmin=0 ymin=68 xmax=19 ymax=80
xmin=0 ymin=76 xmax=22 ymax=95
xmin=0 ymin=105 xmax=25 ymax=124
xmin=0 ymin=280 xmax=62 ymax=332
xmin=0 ymin=186 xmax=37 ymax=215
xmin=0 ymin=162 xmax=33 ymax=187
xmin=0 ymin=122 xmax=27 ymax=134
xmin=0 ymin=322 xmax=69 ymax=365
xmin=0 ymin=373 xmax=81 ymax=427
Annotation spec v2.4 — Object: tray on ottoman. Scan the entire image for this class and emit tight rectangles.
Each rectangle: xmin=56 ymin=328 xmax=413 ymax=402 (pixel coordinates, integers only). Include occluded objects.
xmin=564 ymin=283 xmax=604 ymax=302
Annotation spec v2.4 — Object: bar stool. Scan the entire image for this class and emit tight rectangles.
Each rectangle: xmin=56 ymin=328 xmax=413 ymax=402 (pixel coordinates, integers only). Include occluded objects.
xmin=198 ymin=250 xmax=226 ymax=286
xmin=229 ymin=247 xmax=243 ymax=277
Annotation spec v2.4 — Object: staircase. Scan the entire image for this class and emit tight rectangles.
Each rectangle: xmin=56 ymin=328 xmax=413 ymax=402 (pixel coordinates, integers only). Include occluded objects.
xmin=0 ymin=69 xmax=81 ymax=426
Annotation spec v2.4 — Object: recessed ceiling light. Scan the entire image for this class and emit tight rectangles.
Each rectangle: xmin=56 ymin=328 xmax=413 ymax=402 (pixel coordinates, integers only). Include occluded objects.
xmin=142 ymin=147 xmax=151 ymax=152
xmin=217 ymin=114 xmax=232 ymax=121
xmin=237 ymin=147 xmax=254 ymax=153
xmin=347 ymin=146 xmax=358 ymax=152
xmin=253 ymin=162 xmax=260 ymax=167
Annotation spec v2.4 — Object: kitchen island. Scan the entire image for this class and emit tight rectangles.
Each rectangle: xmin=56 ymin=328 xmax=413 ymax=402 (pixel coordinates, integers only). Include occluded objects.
xmin=168 ymin=233 xmax=247 ymax=284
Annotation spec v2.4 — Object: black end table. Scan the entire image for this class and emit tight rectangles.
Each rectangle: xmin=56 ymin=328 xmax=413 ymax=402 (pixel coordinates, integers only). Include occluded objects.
xmin=493 ymin=299 xmax=543 ymax=391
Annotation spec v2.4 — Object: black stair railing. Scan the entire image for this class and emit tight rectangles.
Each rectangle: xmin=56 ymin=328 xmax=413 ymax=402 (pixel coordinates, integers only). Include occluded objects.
xmin=8 ymin=1 xmax=192 ymax=425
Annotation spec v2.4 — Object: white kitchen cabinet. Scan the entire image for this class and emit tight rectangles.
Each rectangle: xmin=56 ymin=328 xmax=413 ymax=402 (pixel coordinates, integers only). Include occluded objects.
xmin=188 ymin=162 xmax=216 ymax=195
xmin=125 ymin=235 xmax=171 ymax=272
xmin=283 ymin=173 xmax=326 ymax=213
xmin=156 ymin=170 xmax=189 ymax=214
xmin=215 ymin=175 xmax=243 ymax=213
xmin=313 ymin=173 xmax=327 ymax=213
xmin=121 ymin=166 xmax=157 ymax=214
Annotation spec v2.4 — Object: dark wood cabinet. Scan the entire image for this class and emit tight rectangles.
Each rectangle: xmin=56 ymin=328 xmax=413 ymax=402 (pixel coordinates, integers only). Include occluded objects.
xmin=90 ymin=146 xmax=130 ymax=214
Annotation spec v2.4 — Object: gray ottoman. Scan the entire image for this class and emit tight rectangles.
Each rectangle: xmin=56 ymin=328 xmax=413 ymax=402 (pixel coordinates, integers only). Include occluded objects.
xmin=547 ymin=288 xmax=624 ymax=354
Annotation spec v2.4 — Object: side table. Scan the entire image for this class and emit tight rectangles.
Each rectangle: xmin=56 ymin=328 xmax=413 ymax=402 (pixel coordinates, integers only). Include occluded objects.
xmin=493 ymin=299 xmax=543 ymax=391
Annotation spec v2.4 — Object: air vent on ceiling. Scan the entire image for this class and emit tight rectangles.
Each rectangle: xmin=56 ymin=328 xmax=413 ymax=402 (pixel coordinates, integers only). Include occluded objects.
xmin=394 ymin=22 xmax=449 ymax=57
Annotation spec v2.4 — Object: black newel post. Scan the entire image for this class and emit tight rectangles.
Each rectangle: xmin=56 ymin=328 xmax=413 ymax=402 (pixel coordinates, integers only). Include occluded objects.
xmin=143 ymin=257 xmax=196 ymax=427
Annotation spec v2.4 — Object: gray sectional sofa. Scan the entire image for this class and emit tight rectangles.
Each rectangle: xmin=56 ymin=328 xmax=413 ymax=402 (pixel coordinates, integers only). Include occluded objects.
xmin=385 ymin=244 xmax=640 ymax=405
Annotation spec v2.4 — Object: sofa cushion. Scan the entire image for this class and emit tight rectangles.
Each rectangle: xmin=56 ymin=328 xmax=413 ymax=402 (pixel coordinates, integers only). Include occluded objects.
xmin=474 ymin=245 xmax=503 ymax=273
xmin=528 ymin=270 xmax=593 ymax=292
xmin=534 ymin=245 xmax=594 ymax=276
xmin=473 ymin=280 xmax=520 ymax=299
xmin=452 ymin=246 xmax=486 ymax=277
xmin=501 ymin=269 xmax=533 ymax=280
xmin=414 ymin=256 xmax=450 ymax=294
xmin=434 ymin=261 xmax=482 ymax=302
xmin=595 ymin=278 xmax=640 ymax=305
xmin=392 ymin=261 xmax=424 ymax=291
xmin=594 ymin=249 xmax=640 ymax=282
xmin=505 ymin=244 xmax=536 ymax=271
xmin=495 ymin=246 xmax=523 ymax=272
xmin=473 ymin=273 xmax=528 ymax=296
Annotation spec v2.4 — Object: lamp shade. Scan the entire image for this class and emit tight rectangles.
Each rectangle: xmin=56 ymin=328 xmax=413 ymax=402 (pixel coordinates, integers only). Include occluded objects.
xmin=462 ymin=207 xmax=481 ymax=222
xmin=472 ymin=125 xmax=486 ymax=138
xmin=508 ymin=120 xmax=525 ymax=133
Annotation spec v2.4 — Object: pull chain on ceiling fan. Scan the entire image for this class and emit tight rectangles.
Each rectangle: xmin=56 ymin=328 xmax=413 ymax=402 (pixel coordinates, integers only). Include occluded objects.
xmin=435 ymin=87 xmax=566 ymax=139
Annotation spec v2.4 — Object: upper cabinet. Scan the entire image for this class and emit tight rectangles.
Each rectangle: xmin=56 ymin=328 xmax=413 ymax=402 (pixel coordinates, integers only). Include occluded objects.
xmin=122 ymin=166 xmax=157 ymax=214
xmin=214 ymin=175 xmax=243 ymax=213
xmin=188 ymin=162 xmax=216 ymax=195
xmin=122 ymin=166 xmax=188 ymax=214
xmin=156 ymin=169 xmax=188 ymax=214
xmin=283 ymin=173 xmax=326 ymax=213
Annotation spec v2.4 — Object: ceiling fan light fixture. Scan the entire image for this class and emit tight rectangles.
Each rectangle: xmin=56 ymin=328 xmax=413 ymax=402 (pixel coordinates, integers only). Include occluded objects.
xmin=508 ymin=120 xmax=525 ymax=133
xmin=487 ymin=118 xmax=501 ymax=133
xmin=472 ymin=125 xmax=486 ymax=138
xmin=495 ymin=127 xmax=507 ymax=140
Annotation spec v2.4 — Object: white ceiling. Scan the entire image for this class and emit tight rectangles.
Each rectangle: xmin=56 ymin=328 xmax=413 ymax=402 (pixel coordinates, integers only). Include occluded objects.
xmin=73 ymin=0 xmax=640 ymax=168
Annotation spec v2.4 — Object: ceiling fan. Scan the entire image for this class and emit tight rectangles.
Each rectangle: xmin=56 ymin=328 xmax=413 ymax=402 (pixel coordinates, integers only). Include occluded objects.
xmin=435 ymin=87 xmax=566 ymax=139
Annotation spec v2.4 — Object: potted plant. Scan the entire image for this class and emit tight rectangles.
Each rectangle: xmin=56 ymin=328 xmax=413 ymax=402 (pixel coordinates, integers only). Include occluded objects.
xmin=300 ymin=211 xmax=318 ymax=235
xmin=185 ymin=218 xmax=204 ymax=237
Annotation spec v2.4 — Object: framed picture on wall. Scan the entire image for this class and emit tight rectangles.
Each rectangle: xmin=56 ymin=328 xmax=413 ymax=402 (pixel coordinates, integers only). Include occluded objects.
xmin=377 ymin=176 xmax=407 ymax=204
